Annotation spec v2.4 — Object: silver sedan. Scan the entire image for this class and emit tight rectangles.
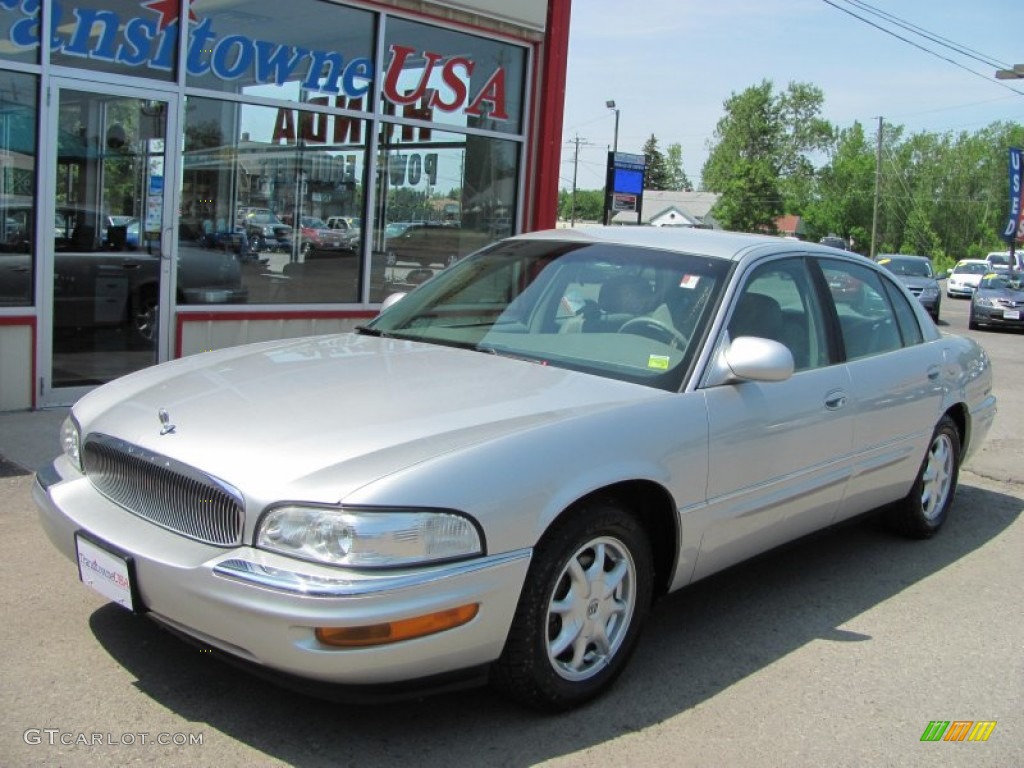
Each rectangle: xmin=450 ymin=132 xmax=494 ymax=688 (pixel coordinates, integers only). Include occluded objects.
xmin=34 ymin=227 xmax=996 ymax=711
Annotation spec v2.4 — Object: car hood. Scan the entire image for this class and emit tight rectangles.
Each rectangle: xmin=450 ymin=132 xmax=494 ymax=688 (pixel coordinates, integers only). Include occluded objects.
xmin=73 ymin=333 xmax=664 ymax=502
xmin=896 ymin=275 xmax=937 ymax=290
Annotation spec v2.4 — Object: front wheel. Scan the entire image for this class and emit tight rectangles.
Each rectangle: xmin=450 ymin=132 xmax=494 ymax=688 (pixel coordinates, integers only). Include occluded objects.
xmin=885 ymin=415 xmax=960 ymax=538
xmin=491 ymin=499 xmax=653 ymax=711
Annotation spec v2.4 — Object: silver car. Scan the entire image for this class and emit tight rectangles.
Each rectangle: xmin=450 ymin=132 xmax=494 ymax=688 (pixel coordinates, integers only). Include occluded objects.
xmin=35 ymin=227 xmax=996 ymax=711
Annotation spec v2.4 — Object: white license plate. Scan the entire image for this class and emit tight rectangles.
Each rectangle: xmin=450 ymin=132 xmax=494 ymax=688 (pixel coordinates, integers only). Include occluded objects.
xmin=1004 ymin=309 xmax=1020 ymax=320
xmin=76 ymin=534 xmax=136 ymax=612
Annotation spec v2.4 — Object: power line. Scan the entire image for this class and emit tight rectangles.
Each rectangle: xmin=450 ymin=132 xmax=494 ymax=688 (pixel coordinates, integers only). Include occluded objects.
xmin=821 ymin=0 xmax=1024 ymax=97
xmin=842 ymin=0 xmax=1011 ymax=70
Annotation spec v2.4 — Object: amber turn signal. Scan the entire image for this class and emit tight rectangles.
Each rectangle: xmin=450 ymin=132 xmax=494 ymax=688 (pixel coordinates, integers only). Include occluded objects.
xmin=315 ymin=603 xmax=480 ymax=648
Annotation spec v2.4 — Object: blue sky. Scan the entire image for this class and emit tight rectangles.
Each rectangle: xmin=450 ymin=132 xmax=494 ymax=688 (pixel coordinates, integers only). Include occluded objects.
xmin=558 ymin=0 xmax=1024 ymax=191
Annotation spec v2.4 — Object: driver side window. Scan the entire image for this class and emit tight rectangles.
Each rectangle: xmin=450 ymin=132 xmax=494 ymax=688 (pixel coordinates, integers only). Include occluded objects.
xmin=728 ymin=258 xmax=828 ymax=371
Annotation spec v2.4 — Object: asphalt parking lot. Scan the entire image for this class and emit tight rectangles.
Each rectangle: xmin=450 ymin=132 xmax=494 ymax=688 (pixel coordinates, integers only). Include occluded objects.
xmin=0 ymin=294 xmax=1020 ymax=767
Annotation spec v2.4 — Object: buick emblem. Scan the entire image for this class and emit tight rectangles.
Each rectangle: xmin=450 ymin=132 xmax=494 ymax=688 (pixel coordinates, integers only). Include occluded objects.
xmin=158 ymin=408 xmax=176 ymax=435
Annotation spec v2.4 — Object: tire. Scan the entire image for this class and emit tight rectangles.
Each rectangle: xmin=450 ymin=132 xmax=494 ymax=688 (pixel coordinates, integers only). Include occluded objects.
xmin=968 ymin=315 xmax=979 ymax=331
xmin=131 ymin=288 xmax=159 ymax=345
xmin=885 ymin=415 xmax=960 ymax=538
xmin=491 ymin=498 xmax=653 ymax=711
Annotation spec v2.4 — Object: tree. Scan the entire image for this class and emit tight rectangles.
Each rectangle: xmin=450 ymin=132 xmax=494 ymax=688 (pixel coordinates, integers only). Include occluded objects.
xmin=802 ymin=121 xmax=875 ymax=249
xmin=641 ymin=134 xmax=670 ymax=191
xmin=702 ymin=80 xmax=833 ymax=234
xmin=558 ymin=188 xmax=604 ymax=222
xmin=665 ymin=143 xmax=692 ymax=190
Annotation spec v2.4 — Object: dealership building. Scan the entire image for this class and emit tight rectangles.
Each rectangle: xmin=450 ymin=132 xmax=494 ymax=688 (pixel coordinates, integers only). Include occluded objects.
xmin=0 ymin=0 xmax=570 ymax=410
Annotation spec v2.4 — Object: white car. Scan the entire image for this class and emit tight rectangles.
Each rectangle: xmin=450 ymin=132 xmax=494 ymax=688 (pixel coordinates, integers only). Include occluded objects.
xmin=35 ymin=227 xmax=996 ymax=711
xmin=946 ymin=258 xmax=990 ymax=298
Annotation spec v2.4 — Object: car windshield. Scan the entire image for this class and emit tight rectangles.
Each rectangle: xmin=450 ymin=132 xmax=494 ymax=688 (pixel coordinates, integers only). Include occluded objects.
xmin=979 ymin=273 xmax=1024 ymax=291
xmin=878 ymin=257 xmax=933 ymax=277
xmin=364 ymin=239 xmax=731 ymax=391
xmin=300 ymin=217 xmax=327 ymax=228
xmin=954 ymin=262 xmax=989 ymax=275
xmin=385 ymin=222 xmax=413 ymax=237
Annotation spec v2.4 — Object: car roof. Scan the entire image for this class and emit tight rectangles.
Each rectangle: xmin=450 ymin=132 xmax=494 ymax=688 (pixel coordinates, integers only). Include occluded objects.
xmin=956 ymin=258 xmax=988 ymax=264
xmin=511 ymin=226 xmax=848 ymax=263
xmin=877 ymin=253 xmax=930 ymax=261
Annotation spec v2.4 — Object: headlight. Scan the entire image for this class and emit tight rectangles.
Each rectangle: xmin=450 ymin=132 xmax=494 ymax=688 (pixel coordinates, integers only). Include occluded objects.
xmin=256 ymin=505 xmax=483 ymax=568
xmin=60 ymin=415 xmax=82 ymax=472
xmin=975 ymin=296 xmax=997 ymax=307
xmin=920 ymin=285 xmax=939 ymax=298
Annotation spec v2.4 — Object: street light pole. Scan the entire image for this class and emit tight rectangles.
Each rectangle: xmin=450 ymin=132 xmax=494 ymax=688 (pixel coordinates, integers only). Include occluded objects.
xmin=606 ymin=99 xmax=620 ymax=153
xmin=604 ymin=100 xmax=619 ymax=226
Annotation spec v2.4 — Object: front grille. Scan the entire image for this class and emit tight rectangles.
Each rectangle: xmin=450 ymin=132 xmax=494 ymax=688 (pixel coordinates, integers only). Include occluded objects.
xmin=83 ymin=434 xmax=244 ymax=546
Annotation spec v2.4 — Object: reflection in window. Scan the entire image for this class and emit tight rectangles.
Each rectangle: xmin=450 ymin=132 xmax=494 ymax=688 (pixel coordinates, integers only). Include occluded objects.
xmin=0 ymin=71 xmax=37 ymax=306
xmin=822 ymin=260 xmax=903 ymax=360
xmin=381 ymin=17 xmax=526 ymax=135
xmin=182 ymin=97 xmax=367 ymax=304
xmin=49 ymin=0 xmax=178 ymax=82
xmin=370 ymin=128 xmax=518 ymax=302
xmin=0 ymin=0 xmax=39 ymax=65
xmin=187 ymin=0 xmax=374 ymax=100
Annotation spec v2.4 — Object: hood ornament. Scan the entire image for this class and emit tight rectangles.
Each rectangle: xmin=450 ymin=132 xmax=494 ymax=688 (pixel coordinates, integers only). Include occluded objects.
xmin=158 ymin=408 xmax=176 ymax=435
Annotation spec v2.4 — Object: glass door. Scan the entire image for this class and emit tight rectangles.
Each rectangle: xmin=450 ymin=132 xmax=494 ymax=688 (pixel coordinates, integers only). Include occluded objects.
xmin=40 ymin=83 xmax=177 ymax=405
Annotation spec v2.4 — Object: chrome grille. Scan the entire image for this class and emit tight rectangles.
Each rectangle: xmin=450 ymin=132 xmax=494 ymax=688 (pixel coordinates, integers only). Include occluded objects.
xmin=83 ymin=434 xmax=244 ymax=547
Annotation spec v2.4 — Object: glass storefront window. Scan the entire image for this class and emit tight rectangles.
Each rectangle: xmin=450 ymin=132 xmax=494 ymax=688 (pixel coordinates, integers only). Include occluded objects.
xmin=187 ymin=0 xmax=375 ymax=104
xmin=0 ymin=70 xmax=36 ymax=306
xmin=182 ymin=96 xmax=367 ymax=304
xmin=48 ymin=1 xmax=178 ymax=82
xmin=370 ymin=127 xmax=518 ymax=302
xmin=381 ymin=17 xmax=526 ymax=136
xmin=0 ymin=0 xmax=40 ymax=65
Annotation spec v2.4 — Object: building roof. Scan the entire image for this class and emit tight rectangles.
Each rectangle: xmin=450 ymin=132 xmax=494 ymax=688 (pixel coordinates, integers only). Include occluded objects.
xmin=611 ymin=190 xmax=720 ymax=226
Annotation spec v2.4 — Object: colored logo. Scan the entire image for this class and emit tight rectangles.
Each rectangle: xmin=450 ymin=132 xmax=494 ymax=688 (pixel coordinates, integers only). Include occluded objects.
xmin=920 ymin=721 xmax=997 ymax=742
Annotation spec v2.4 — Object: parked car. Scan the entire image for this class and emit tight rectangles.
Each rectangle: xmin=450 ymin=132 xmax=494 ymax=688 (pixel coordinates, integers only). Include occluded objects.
xmin=324 ymin=215 xmax=361 ymax=249
xmin=969 ymin=270 xmax=1024 ymax=331
xmin=295 ymin=216 xmax=353 ymax=257
xmin=985 ymin=251 xmax=1012 ymax=271
xmin=0 ymin=207 xmax=246 ymax=338
xmin=875 ymin=254 xmax=942 ymax=322
xmin=383 ymin=221 xmax=491 ymax=267
xmin=946 ymin=258 xmax=990 ymax=298
xmin=35 ymin=227 xmax=995 ymax=711
xmin=240 ymin=209 xmax=293 ymax=252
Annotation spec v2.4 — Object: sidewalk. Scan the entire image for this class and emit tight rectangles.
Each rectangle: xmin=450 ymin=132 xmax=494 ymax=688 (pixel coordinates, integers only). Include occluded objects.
xmin=0 ymin=407 xmax=68 ymax=476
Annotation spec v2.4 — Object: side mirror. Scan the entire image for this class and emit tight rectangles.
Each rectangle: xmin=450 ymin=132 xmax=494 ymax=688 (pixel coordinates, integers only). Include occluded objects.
xmin=706 ymin=336 xmax=794 ymax=386
xmin=936 ymin=270 xmax=949 ymax=279
xmin=379 ymin=292 xmax=407 ymax=313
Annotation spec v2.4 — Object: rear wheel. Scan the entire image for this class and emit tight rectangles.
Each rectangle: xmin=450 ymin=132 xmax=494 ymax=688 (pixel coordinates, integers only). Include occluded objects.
xmin=885 ymin=415 xmax=960 ymax=538
xmin=492 ymin=499 xmax=653 ymax=711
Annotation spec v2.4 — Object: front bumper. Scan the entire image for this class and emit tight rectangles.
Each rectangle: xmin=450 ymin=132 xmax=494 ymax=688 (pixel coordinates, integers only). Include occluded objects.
xmin=34 ymin=458 xmax=530 ymax=690
xmin=971 ymin=304 xmax=1024 ymax=328
xmin=946 ymin=282 xmax=975 ymax=298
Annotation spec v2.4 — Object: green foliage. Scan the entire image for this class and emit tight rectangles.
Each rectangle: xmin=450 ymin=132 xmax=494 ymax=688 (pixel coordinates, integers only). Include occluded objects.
xmin=665 ymin=143 xmax=692 ymax=190
xmin=557 ymin=188 xmax=604 ymax=222
xmin=699 ymin=76 xmax=1023 ymax=260
xmin=642 ymin=134 xmax=670 ymax=191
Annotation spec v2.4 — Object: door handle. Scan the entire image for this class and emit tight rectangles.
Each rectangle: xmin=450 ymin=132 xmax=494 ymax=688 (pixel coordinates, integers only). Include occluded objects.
xmin=824 ymin=389 xmax=847 ymax=410
xmin=927 ymin=365 xmax=940 ymax=380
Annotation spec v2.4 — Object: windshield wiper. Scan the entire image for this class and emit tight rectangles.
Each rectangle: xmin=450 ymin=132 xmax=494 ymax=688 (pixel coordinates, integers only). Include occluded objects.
xmin=355 ymin=325 xmax=390 ymax=337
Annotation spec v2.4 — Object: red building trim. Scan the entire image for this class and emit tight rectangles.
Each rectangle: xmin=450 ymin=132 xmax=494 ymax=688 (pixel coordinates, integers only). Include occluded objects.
xmin=529 ymin=0 xmax=571 ymax=231
xmin=0 ymin=315 xmax=38 ymax=408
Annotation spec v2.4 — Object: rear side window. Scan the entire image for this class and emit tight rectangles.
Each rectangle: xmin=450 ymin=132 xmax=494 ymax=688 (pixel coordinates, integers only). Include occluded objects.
xmin=881 ymin=276 xmax=924 ymax=346
xmin=819 ymin=260 xmax=903 ymax=361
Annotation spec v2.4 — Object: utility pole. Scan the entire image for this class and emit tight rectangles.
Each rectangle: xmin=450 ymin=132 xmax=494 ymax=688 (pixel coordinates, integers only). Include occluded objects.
xmin=870 ymin=116 xmax=883 ymax=260
xmin=570 ymin=134 xmax=585 ymax=227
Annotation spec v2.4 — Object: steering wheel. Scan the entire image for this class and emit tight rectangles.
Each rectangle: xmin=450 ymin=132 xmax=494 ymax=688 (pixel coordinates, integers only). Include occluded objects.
xmin=617 ymin=317 xmax=689 ymax=349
